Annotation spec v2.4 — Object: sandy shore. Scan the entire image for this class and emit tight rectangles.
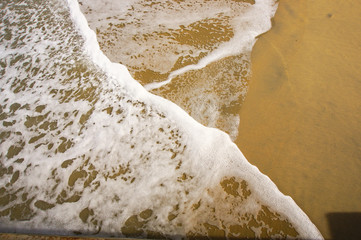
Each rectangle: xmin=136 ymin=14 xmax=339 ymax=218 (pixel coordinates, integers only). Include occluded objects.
xmin=236 ymin=1 xmax=361 ymax=239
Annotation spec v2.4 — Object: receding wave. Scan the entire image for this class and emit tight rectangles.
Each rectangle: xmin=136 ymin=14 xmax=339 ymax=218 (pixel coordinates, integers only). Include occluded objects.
xmin=78 ymin=0 xmax=278 ymax=140
xmin=0 ymin=0 xmax=322 ymax=239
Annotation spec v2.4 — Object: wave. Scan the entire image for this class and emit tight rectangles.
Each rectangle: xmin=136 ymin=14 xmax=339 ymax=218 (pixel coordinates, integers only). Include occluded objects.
xmin=0 ymin=0 xmax=322 ymax=239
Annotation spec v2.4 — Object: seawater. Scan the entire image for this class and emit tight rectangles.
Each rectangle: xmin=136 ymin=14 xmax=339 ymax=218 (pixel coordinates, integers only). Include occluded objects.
xmin=0 ymin=0 xmax=322 ymax=239
xmin=78 ymin=0 xmax=277 ymax=140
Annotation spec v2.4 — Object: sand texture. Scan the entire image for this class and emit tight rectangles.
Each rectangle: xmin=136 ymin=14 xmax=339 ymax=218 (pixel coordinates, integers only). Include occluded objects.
xmin=236 ymin=1 xmax=361 ymax=239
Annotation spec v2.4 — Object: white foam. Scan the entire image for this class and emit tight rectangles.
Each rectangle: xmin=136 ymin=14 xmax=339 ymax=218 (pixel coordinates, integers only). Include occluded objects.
xmin=77 ymin=0 xmax=280 ymax=139
xmin=145 ymin=0 xmax=277 ymax=90
xmin=68 ymin=0 xmax=323 ymax=238
xmin=0 ymin=0 xmax=323 ymax=239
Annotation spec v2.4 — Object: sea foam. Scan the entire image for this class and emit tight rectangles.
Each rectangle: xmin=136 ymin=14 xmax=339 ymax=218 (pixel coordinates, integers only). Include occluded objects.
xmin=0 ymin=0 xmax=322 ymax=239
xmin=78 ymin=0 xmax=279 ymax=140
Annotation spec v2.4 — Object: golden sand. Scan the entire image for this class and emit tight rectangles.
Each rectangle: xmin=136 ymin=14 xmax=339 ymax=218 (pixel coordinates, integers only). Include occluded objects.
xmin=236 ymin=0 xmax=361 ymax=238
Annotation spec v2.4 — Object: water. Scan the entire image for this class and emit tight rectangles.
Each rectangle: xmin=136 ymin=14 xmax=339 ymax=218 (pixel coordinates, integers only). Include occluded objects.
xmin=0 ymin=0 xmax=322 ymax=239
xmin=78 ymin=0 xmax=277 ymax=140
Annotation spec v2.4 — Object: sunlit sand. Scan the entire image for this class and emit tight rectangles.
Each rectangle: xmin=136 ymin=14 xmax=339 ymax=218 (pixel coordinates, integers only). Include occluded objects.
xmin=236 ymin=1 xmax=361 ymax=239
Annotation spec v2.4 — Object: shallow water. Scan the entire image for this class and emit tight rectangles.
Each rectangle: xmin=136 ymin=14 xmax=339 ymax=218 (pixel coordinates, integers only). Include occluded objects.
xmin=0 ymin=0 xmax=322 ymax=239
xmin=78 ymin=0 xmax=277 ymax=140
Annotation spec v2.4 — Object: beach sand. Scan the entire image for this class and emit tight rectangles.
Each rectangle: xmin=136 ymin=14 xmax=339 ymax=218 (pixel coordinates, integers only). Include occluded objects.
xmin=235 ymin=1 xmax=361 ymax=239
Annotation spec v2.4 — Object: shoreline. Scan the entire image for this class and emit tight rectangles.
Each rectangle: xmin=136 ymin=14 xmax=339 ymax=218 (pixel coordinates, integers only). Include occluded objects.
xmin=236 ymin=0 xmax=361 ymax=239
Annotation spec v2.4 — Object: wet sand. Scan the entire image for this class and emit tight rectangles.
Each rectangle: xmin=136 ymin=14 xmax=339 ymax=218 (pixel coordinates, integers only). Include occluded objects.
xmin=236 ymin=0 xmax=361 ymax=239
